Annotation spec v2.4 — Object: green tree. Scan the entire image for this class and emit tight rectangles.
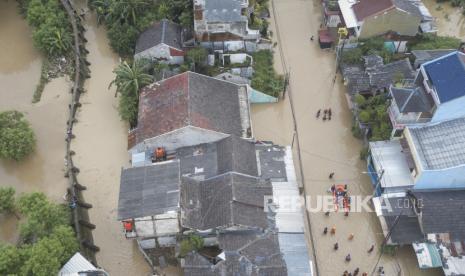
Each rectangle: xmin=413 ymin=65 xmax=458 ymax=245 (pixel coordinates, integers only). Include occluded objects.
xmin=107 ymin=23 xmax=139 ymax=57
xmin=17 ymin=192 xmax=70 ymax=242
xmin=0 ymin=187 xmax=18 ymax=218
xmin=110 ymin=60 xmax=153 ymax=124
xmin=0 ymin=111 xmax=35 ymax=161
xmin=186 ymin=47 xmax=208 ymax=72
xmin=179 ymin=234 xmax=204 ymax=257
xmin=33 ymin=23 xmax=72 ymax=57
xmin=0 ymin=243 xmax=22 ymax=275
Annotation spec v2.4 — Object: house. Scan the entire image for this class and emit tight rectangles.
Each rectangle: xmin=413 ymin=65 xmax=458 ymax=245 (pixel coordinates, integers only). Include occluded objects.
xmin=338 ymin=0 xmax=434 ymax=38
xmin=129 ymin=72 xmax=252 ymax=152
xmin=411 ymin=49 xmax=456 ymax=68
xmin=59 ymin=252 xmax=108 ymax=276
xmin=341 ymin=54 xmax=414 ymax=101
xmin=193 ymin=0 xmax=260 ymax=51
xmin=368 ymin=117 xmax=465 ymax=194
xmin=388 ymin=51 xmax=465 ymax=135
xmin=372 ymin=189 xmax=465 ymax=274
xmin=134 ymin=19 xmax=185 ymax=64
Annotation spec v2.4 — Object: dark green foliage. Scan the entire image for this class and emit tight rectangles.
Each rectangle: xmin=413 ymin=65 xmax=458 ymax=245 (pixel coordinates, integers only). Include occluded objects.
xmin=21 ymin=0 xmax=72 ymax=57
xmin=0 ymin=191 xmax=78 ymax=276
xmin=341 ymin=48 xmax=363 ymax=65
xmin=342 ymin=37 xmax=394 ymax=65
xmin=354 ymin=94 xmax=392 ymax=141
xmin=0 ymin=111 xmax=35 ymax=161
xmin=409 ymin=33 xmax=462 ymax=50
xmin=110 ymin=60 xmax=153 ymax=125
xmin=251 ymin=50 xmax=284 ymax=97
xmin=17 ymin=192 xmax=70 ymax=242
xmin=186 ymin=47 xmax=208 ymax=73
xmin=179 ymin=234 xmax=204 ymax=257
xmin=0 ymin=187 xmax=16 ymax=215
xmin=89 ymin=0 xmax=193 ymax=57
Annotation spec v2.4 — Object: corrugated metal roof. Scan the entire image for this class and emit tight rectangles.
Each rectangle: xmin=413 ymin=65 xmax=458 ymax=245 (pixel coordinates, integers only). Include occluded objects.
xmin=338 ymin=0 xmax=359 ymax=28
xmin=278 ymin=233 xmax=313 ymax=276
xmin=58 ymin=253 xmax=97 ymax=275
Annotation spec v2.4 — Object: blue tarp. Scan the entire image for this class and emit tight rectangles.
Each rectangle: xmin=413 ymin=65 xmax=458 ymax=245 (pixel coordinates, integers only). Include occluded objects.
xmin=248 ymin=88 xmax=278 ymax=103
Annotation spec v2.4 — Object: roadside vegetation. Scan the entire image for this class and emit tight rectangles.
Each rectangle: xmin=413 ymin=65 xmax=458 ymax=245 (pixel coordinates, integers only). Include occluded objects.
xmin=110 ymin=60 xmax=153 ymax=126
xmin=436 ymin=0 xmax=465 ymax=15
xmin=0 ymin=188 xmax=78 ymax=276
xmin=408 ymin=33 xmax=462 ymax=50
xmin=0 ymin=111 xmax=35 ymax=161
xmin=88 ymin=0 xmax=193 ymax=57
xmin=341 ymin=37 xmax=393 ymax=65
xmin=17 ymin=0 xmax=74 ymax=102
xmin=251 ymin=50 xmax=285 ymax=97
xmin=249 ymin=0 xmax=271 ymax=38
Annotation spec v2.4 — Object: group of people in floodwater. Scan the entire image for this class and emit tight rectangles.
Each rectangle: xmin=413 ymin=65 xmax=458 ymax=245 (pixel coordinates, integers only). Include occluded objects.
xmin=316 ymin=108 xmax=332 ymax=121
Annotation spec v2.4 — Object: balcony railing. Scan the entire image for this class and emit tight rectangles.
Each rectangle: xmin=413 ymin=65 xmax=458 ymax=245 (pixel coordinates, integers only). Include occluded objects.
xmin=388 ymin=104 xmax=432 ymax=129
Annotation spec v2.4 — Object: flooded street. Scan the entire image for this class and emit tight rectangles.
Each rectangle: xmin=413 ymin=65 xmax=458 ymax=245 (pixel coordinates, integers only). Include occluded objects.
xmin=0 ymin=0 xmax=70 ymax=242
xmin=251 ymin=0 xmax=443 ymax=275
xmin=71 ymin=6 xmax=151 ymax=275
xmin=423 ymin=0 xmax=465 ymax=38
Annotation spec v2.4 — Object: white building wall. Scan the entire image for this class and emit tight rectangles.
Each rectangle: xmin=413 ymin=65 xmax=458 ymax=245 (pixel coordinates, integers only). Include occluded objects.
xmin=135 ymin=43 xmax=184 ymax=65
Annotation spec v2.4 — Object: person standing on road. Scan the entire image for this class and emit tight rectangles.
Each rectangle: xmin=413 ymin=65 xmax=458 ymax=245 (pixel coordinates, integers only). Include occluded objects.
xmin=323 ymin=227 xmax=328 ymax=234
xmin=353 ymin=268 xmax=360 ymax=276
xmin=331 ymin=226 xmax=336 ymax=235
xmin=345 ymin=254 xmax=351 ymax=262
xmin=329 ymin=172 xmax=335 ymax=179
xmin=316 ymin=109 xmax=321 ymax=118
xmin=348 ymin=233 xmax=354 ymax=240
xmin=368 ymin=245 xmax=375 ymax=253
xmin=334 ymin=242 xmax=339 ymax=250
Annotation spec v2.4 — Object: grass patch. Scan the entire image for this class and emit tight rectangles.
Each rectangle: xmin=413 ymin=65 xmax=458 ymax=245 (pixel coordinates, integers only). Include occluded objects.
xmin=251 ymin=50 xmax=284 ymax=97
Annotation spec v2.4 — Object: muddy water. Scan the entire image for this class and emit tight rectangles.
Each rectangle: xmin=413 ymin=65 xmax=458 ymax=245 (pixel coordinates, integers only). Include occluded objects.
xmin=71 ymin=7 xmax=152 ymax=275
xmin=250 ymin=0 xmax=442 ymax=275
xmin=423 ymin=0 xmax=465 ymax=38
xmin=0 ymin=1 xmax=70 ymax=242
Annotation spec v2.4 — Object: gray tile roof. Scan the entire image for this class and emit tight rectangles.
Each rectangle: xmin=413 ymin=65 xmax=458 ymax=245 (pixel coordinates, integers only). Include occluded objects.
xmin=390 ymin=86 xmax=432 ymax=113
xmin=136 ymin=72 xmax=251 ymax=143
xmin=413 ymin=189 xmax=465 ymax=241
xmin=181 ymin=172 xmax=272 ymax=230
xmin=135 ymin=19 xmax=183 ymax=54
xmin=204 ymin=0 xmax=245 ymax=22
xmin=408 ymin=118 xmax=465 ymax=170
xmin=385 ymin=215 xmax=424 ymax=244
xmin=176 ymin=135 xmax=258 ymax=179
xmin=256 ymin=143 xmax=287 ymax=181
xmin=117 ymin=161 xmax=180 ymax=220
xmin=183 ymin=231 xmax=287 ymax=276
xmin=341 ymin=57 xmax=414 ymax=95
xmin=393 ymin=0 xmax=423 ymax=18
xmin=412 ymin=49 xmax=456 ymax=68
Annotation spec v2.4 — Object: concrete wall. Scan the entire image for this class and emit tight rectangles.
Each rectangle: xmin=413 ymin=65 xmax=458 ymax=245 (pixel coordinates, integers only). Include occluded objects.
xmin=134 ymin=43 xmax=184 ymax=65
xmin=359 ymin=9 xmax=421 ymax=38
xmin=133 ymin=126 xmax=229 ymax=152
xmin=414 ymin=166 xmax=465 ymax=190
xmin=431 ymin=97 xmax=465 ymax=123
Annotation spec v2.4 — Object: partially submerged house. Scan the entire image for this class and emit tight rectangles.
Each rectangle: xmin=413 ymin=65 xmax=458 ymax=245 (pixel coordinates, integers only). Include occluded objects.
xmin=388 ymin=51 xmax=465 ymax=135
xmin=372 ymin=190 xmax=465 ymax=275
xmin=368 ymin=117 xmax=465 ymax=195
xmin=193 ymin=0 xmax=261 ymax=51
xmin=134 ymin=19 xmax=185 ymax=64
xmin=341 ymin=54 xmax=414 ymax=109
xmin=129 ymin=72 xmax=252 ymax=152
xmin=338 ymin=0 xmax=435 ymax=38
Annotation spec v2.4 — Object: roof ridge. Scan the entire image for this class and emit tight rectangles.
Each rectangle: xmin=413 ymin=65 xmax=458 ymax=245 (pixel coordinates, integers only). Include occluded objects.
xmin=161 ymin=19 xmax=166 ymax=44
xmin=187 ymin=72 xmax=191 ymax=125
xmin=400 ymin=89 xmax=416 ymax=112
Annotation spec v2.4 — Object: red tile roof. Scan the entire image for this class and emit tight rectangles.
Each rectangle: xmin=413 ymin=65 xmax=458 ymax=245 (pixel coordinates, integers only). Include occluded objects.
xmin=353 ymin=0 xmax=394 ymax=21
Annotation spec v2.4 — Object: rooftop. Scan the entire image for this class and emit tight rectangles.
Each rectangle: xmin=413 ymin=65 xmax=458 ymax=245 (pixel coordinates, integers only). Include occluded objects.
xmin=408 ymin=117 xmax=465 ymax=170
xmin=341 ymin=56 xmax=414 ymax=95
xmin=204 ymin=0 xmax=246 ymax=22
xmin=176 ymin=135 xmax=258 ymax=180
xmin=136 ymin=72 xmax=251 ymax=144
xmin=214 ymin=72 xmax=250 ymax=85
xmin=413 ymin=189 xmax=465 ymax=241
xmin=369 ymin=140 xmax=414 ymax=189
xmin=183 ymin=231 xmax=287 ymax=276
xmin=353 ymin=0 xmax=394 ymax=21
xmin=117 ymin=161 xmax=180 ymax=220
xmin=181 ymin=172 xmax=272 ymax=230
xmin=422 ymin=51 xmax=465 ymax=103
xmin=390 ymin=86 xmax=432 ymax=113
xmin=135 ymin=19 xmax=183 ymax=54
xmin=412 ymin=49 xmax=456 ymax=68
xmin=338 ymin=0 xmax=359 ymax=28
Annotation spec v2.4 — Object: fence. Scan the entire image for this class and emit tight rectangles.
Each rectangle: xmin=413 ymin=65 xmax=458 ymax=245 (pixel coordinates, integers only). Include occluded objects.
xmin=60 ymin=0 xmax=99 ymax=265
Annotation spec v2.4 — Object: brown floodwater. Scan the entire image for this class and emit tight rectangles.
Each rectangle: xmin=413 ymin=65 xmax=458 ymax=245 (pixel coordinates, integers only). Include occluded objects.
xmin=0 ymin=0 xmax=70 ymax=243
xmin=250 ymin=0 xmax=443 ymax=275
xmin=423 ymin=0 xmax=465 ymax=38
xmin=70 ymin=4 xmax=152 ymax=274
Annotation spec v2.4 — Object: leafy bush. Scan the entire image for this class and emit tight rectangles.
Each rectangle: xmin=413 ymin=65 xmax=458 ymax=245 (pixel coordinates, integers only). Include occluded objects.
xmin=251 ymin=50 xmax=284 ymax=97
xmin=0 ymin=187 xmax=16 ymax=215
xmin=341 ymin=48 xmax=363 ymax=65
xmin=354 ymin=94 xmax=392 ymax=141
xmin=0 ymin=111 xmax=36 ymax=161
xmin=107 ymin=23 xmax=140 ymax=57
xmin=179 ymin=234 xmax=204 ymax=257
xmin=409 ymin=33 xmax=462 ymax=50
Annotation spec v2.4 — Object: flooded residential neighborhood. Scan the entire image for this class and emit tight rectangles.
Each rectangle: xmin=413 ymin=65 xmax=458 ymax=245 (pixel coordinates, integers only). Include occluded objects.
xmin=1 ymin=0 xmax=465 ymax=274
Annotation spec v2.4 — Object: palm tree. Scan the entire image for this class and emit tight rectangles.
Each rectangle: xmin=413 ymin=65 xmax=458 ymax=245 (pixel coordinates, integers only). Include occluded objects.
xmin=109 ymin=59 xmax=153 ymax=98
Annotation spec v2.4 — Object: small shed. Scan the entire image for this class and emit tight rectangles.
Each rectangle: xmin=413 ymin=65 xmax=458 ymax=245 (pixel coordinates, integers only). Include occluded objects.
xmin=318 ymin=29 xmax=334 ymax=49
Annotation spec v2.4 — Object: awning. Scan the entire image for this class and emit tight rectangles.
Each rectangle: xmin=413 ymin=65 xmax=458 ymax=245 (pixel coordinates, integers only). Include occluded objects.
xmin=412 ymin=243 xmax=443 ymax=269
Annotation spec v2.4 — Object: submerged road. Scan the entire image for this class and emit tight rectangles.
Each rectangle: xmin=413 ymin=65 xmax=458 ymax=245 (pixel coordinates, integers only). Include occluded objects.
xmin=251 ymin=0 xmax=443 ymax=275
